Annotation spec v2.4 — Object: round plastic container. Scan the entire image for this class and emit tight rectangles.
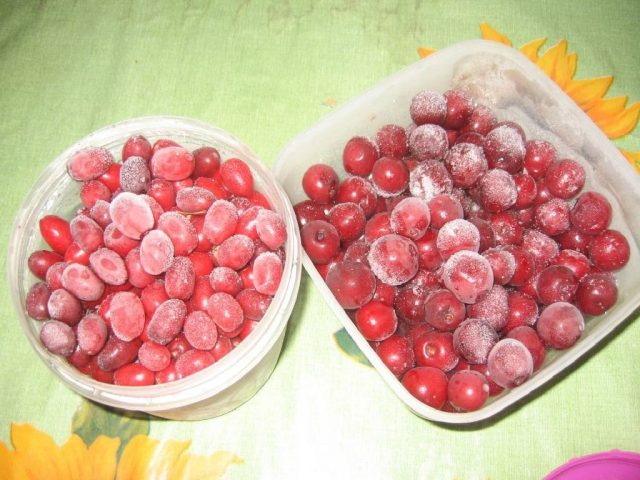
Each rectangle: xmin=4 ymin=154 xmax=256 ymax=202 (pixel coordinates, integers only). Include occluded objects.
xmin=544 ymin=450 xmax=640 ymax=479
xmin=8 ymin=116 xmax=302 ymax=420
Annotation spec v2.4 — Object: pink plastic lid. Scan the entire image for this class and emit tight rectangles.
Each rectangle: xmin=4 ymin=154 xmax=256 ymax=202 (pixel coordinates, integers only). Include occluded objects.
xmin=544 ymin=450 xmax=640 ymax=479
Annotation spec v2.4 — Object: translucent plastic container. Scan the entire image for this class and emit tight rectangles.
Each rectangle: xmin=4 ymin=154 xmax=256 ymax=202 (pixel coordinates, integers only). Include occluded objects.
xmin=273 ymin=40 xmax=640 ymax=423
xmin=8 ymin=116 xmax=302 ymax=420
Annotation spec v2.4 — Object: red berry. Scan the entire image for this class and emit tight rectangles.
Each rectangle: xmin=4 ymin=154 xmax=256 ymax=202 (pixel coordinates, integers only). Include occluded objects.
xmin=453 ymin=318 xmax=498 ymax=364
xmin=122 ymin=135 xmax=152 ymax=161
xmin=442 ymin=251 xmax=493 ymax=304
xmin=371 ymin=156 xmax=410 ymax=197
xmin=570 ymin=192 xmax=612 ymax=235
xmin=502 ymin=291 xmax=538 ymax=333
xmin=336 ymin=176 xmax=378 ymax=218
xmin=409 ymin=90 xmax=446 ymax=126
xmin=138 ymin=341 xmax=171 ymax=372
xmin=487 ymin=338 xmax=533 ymax=388
xmin=460 ymin=104 xmax=496 ymax=136
xmin=443 ymin=89 xmax=474 ymax=129
xmin=175 ymin=349 xmax=215 ymax=378
xmin=328 ymin=202 xmax=366 ymax=243
xmin=302 ymin=164 xmax=339 ymax=203
xmin=150 ymin=146 xmax=195 ymax=181
xmin=402 ymin=366 xmax=448 ymax=409
xmin=575 ymin=271 xmax=618 ymax=316
xmin=207 ymin=292 xmax=244 ymax=334
xmin=424 ymin=288 xmax=466 ymax=331
xmin=39 ymin=215 xmax=73 ymax=255
xmin=367 ymin=234 xmax=419 ymax=286
xmin=523 ymin=140 xmax=556 ymax=178
xmin=376 ymin=335 xmax=414 ymax=377
xmin=343 ymin=137 xmax=379 ymax=177
xmin=506 ymin=326 xmax=546 ymax=371
xmin=97 ymin=163 xmax=122 ymax=192
xmin=67 ymin=147 xmax=114 ymax=181
xmin=536 ymin=302 xmax=584 ymax=349
xmin=413 ymin=331 xmax=459 ymax=372
xmin=355 ymin=301 xmax=398 ymax=342
xmin=483 ymin=124 xmax=525 ymax=173
xmin=447 ymin=370 xmax=489 ymax=412
xmin=544 ymin=159 xmax=585 ymax=199
xmin=325 ymin=261 xmax=376 ymax=310
xmin=409 ymin=124 xmax=448 ymax=162
xmin=183 ymin=310 xmax=218 ymax=350
xmin=219 ymin=158 xmax=254 ymax=197
xmin=301 ymin=220 xmax=340 ymax=265
xmin=192 ymin=146 xmax=221 ymax=178
xmin=25 ymin=282 xmax=52 ymax=320
xmin=587 ymin=229 xmax=630 ymax=271
xmin=40 ymin=320 xmax=77 ymax=357
xmin=443 ymin=143 xmax=487 ymax=188
xmin=114 ymin=363 xmax=155 ymax=386
xmin=28 ymin=250 xmax=63 ymax=280
xmin=375 ymin=125 xmax=407 ymax=159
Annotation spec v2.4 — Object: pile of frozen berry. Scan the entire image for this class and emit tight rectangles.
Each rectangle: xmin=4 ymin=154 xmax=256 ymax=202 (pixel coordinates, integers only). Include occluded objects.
xmin=297 ymin=89 xmax=630 ymax=412
xmin=25 ymin=135 xmax=287 ymax=386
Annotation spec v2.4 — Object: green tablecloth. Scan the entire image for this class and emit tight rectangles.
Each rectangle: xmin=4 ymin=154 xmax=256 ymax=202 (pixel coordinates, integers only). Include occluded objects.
xmin=1 ymin=1 xmax=639 ymax=478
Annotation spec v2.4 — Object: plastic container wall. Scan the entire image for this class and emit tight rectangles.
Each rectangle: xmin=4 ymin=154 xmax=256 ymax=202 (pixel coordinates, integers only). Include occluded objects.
xmin=273 ymin=40 xmax=640 ymax=424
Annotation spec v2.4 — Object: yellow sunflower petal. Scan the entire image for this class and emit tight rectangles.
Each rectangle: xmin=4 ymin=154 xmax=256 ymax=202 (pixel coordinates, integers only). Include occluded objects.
xmin=480 ymin=22 xmax=512 ymax=46
xmin=143 ymin=439 xmax=192 ymax=480
xmin=0 ymin=441 xmax=30 ymax=480
xmin=598 ymin=102 xmax=640 ymax=139
xmin=565 ymin=52 xmax=577 ymax=80
xmin=621 ymin=149 xmax=640 ymax=173
xmin=596 ymin=102 xmax=640 ymax=138
xmin=60 ymin=435 xmax=88 ymax=480
xmin=550 ymin=43 xmax=576 ymax=88
xmin=87 ymin=435 xmax=120 ymax=480
xmin=417 ymin=47 xmax=436 ymax=58
xmin=535 ymin=40 xmax=569 ymax=86
xmin=116 ymin=435 xmax=158 ymax=480
xmin=564 ymin=76 xmax=613 ymax=110
xmin=173 ymin=451 xmax=243 ymax=480
xmin=519 ymin=37 xmax=547 ymax=62
xmin=116 ymin=435 xmax=191 ymax=480
xmin=11 ymin=423 xmax=67 ymax=480
xmin=588 ymin=95 xmax=628 ymax=119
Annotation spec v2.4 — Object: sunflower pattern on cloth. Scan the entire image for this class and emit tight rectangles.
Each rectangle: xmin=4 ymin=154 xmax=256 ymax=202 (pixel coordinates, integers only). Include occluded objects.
xmin=0 ymin=401 xmax=242 ymax=480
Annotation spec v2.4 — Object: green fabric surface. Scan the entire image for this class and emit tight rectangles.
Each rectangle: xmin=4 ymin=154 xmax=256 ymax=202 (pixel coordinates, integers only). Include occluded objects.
xmin=1 ymin=1 xmax=639 ymax=479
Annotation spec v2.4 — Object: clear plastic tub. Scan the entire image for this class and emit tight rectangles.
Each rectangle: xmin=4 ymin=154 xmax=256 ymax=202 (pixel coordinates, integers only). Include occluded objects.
xmin=273 ymin=40 xmax=640 ymax=423
xmin=8 ymin=116 xmax=302 ymax=420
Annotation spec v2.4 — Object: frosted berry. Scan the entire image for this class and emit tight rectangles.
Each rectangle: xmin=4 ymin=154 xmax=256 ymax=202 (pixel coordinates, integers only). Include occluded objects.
xmin=409 ymin=124 xmax=449 ymax=162
xmin=536 ymin=302 xmax=584 ymax=349
xmin=409 ymin=90 xmax=447 ymax=126
xmin=487 ymin=338 xmax=534 ymax=388
xmin=67 ymin=147 xmax=114 ymax=181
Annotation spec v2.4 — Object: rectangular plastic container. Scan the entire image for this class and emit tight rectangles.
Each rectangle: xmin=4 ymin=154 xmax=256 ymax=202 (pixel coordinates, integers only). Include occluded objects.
xmin=273 ymin=40 xmax=640 ymax=423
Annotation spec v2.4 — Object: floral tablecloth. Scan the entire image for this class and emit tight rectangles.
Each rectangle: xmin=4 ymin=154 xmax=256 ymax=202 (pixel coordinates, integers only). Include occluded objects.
xmin=1 ymin=1 xmax=639 ymax=479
